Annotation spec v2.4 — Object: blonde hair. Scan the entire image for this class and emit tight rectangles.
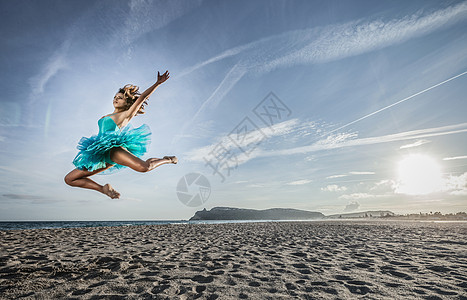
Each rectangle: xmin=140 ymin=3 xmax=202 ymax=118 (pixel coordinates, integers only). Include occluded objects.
xmin=118 ymin=84 xmax=148 ymax=115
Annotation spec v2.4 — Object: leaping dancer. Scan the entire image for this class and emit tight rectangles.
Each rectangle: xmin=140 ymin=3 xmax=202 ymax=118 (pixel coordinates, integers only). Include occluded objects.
xmin=65 ymin=70 xmax=177 ymax=199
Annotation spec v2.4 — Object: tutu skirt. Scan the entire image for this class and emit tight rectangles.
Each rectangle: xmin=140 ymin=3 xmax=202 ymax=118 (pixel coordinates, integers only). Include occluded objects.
xmin=72 ymin=123 xmax=151 ymax=175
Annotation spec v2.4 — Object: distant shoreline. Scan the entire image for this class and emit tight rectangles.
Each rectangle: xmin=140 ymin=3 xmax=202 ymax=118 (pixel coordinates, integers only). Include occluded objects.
xmin=1 ymin=218 xmax=466 ymax=231
xmin=189 ymin=206 xmax=467 ymax=222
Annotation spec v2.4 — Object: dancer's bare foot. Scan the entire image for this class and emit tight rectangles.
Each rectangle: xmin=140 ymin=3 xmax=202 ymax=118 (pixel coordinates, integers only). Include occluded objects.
xmin=163 ymin=156 xmax=178 ymax=164
xmin=103 ymin=183 xmax=120 ymax=199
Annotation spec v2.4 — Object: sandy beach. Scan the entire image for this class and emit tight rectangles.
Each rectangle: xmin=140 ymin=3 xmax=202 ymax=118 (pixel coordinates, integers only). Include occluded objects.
xmin=1 ymin=221 xmax=466 ymax=299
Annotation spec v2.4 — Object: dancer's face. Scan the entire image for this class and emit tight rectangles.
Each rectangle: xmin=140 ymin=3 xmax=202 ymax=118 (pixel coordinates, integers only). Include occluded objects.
xmin=113 ymin=93 xmax=126 ymax=109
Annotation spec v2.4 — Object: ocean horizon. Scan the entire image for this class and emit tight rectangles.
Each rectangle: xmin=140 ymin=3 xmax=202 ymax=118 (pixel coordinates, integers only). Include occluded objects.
xmin=2 ymin=218 xmax=465 ymax=231
xmin=0 ymin=219 xmax=309 ymax=231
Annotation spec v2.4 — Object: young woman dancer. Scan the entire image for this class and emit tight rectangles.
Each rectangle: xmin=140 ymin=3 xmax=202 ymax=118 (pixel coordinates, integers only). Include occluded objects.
xmin=64 ymin=70 xmax=177 ymax=199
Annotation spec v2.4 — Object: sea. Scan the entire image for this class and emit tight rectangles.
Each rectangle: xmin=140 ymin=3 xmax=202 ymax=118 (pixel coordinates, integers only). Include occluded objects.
xmin=2 ymin=219 xmax=462 ymax=230
xmin=0 ymin=219 xmax=278 ymax=231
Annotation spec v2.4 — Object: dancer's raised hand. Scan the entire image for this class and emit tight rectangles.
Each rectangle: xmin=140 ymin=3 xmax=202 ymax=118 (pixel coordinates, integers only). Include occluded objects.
xmin=157 ymin=70 xmax=170 ymax=84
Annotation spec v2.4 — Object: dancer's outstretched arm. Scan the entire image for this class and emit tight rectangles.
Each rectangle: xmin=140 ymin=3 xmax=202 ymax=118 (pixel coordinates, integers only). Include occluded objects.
xmin=125 ymin=70 xmax=170 ymax=119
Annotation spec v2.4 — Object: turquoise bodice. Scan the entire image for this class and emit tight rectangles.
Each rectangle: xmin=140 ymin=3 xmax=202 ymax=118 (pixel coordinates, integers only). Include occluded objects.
xmin=98 ymin=116 xmax=120 ymax=134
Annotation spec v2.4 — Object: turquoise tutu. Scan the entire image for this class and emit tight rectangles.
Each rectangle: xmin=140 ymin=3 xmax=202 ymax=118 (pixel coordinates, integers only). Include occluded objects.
xmin=72 ymin=115 xmax=151 ymax=175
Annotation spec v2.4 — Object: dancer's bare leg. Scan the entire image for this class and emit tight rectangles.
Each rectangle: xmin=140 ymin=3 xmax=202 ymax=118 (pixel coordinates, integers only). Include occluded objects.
xmin=64 ymin=164 xmax=120 ymax=199
xmin=109 ymin=147 xmax=177 ymax=173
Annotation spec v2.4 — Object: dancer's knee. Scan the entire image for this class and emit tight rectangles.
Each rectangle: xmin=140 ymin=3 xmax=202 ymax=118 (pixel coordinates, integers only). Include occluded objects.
xmin=135 ymin=161 xmax=150 ymax=173
xmin=64 ymin=170 xmax=85 ymax=186
xmin=64 ymin=174 xmax=75 ymax=186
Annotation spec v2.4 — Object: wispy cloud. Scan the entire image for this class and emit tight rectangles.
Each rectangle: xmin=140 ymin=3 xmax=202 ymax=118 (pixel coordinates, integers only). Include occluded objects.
xmin=320 ymin=71 xmax=467 ymax=139
xmin=443 ymin=155 xmax=467 ymax=161
xmin=339 ymin=193 xmax=389 ymax=200
xmin=176 ymin=3 xmax=467 ymax=141
xmin=326 ymin=175 xmax=348 ymax=179
xmin=322 ymin=185 xmax=347 ymax=192
xmin=183 ymin=2 xmax=467 ymax=76
xmin=1 ymin=193 xmax=59 ymax=204
xmin=246 ymin=183 xmax=269 ymax=188
xmin=119 ymin=0 xmax=203 ymax=49
xmin=185 ymin=119 xmax=467 ymax=167
xmin=257 ymin=2 xmax=467 ymax=74
xmin=256 ymin=122 xmax=467 ymax=158
xmin=183 ymin=118 xmax=301 ymax=163
xmin=172 ymin=62 xmax=249 ymax=147
xmin=286 ymin=179 xmax=313 ymax=186
xmin=28 ymin=40 xmax=71 ymax=97
xmin=349 ymin=171 xmax=375 ymax=175
xmin=25 ymin=39 xmax=71 ymax=127
xmin=2 ymin=194 xmax=45 ymax=200
xmin=400 ymin=139 xmax=431 ymax=149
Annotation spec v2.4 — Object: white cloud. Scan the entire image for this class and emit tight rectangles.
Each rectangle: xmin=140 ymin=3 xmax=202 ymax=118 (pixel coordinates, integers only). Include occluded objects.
xmin=235 ymin=180 xmax=249 ymax=184
xmin=25 ymin=39 xmax=72 ymax=127
xmin=322 ymin=185 xmax=347 ymax=192
xmin=184 ymin=119 xmax=467 ymax=177
xmin=183 ymin=2 xmax=467 ymax=78
xmin=349 ymin=171 xmax=375 ymax=175
xmin=443 ymin=172 xmax=467 ymax=195
xmin=314 ymin=132 xmax=359 ymax=149
xmin=344 ymin=201 xmax=360 ymax=212
xmin=184 ymin=62 xmax=248 ymax=131
xmin=246 ymin=183 xmax=268 ymax=188
xmin=257 ymin=122 xmax=467 ymax=158
xmin=326 ymin=174 xmax=348 ymax=179
xmin=443 ymin=155 xmax=467 ymax=161
xmin=400 ymin=139 xmax=431 ymax=149
xmin=120 ymin=0 xmax=203 ymax=47
xmin=370 ymin=180 xmax=396 ymax=192
xmin=28 ymin=42 xmax=70 ymax=96
xmin=177 ymin=2 xmax=467 ymax=138
xmin=183 ymin=118 xmax=301 ymax=163
xmin=257 ymin=2 xmax=467 ymax=74
xmin=339 ymin=193 xmax=388 ymax=200
xmin=287 ymin=179 xmax=313 ymax=186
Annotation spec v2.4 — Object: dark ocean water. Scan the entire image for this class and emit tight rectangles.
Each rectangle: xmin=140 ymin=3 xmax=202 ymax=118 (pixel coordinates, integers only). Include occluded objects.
xmin=0 ymin=220 xmax=186 ymax=230
xmin=0 ymin=219 xmax=275 ymax=230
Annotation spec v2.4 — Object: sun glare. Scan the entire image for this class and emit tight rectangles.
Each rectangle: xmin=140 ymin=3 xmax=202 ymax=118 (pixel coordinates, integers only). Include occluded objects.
xmin=396 ymin=154 xmax=443 ymax=195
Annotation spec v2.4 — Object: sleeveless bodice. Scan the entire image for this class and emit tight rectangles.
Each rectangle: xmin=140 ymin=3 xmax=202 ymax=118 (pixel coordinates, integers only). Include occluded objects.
xmin=98 ymin=116 xmax=120 ymax=134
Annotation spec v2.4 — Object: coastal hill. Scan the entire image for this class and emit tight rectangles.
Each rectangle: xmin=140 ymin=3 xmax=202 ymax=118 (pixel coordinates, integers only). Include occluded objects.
xmin=189 ymin=207 xmax=324 ymax=221
xmin=189 ymin=207 xmax=393 ymax=221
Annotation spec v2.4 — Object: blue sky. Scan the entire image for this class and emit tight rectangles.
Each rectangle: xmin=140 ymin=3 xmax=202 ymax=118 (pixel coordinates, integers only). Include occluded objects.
xmin=0 ymin=0 xmax=466 ymax=221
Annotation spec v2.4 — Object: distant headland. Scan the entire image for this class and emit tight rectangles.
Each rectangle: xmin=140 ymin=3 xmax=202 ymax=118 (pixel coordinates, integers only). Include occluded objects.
xmin=189 ymin=207 xmax=324 ymax=221
xmin=189 ymin=207 xmax=467 ymax=221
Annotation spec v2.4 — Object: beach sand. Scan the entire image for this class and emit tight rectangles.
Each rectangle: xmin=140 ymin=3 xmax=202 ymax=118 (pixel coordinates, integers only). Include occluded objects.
xmin=1 ymin=221 xmax=466 ymax=299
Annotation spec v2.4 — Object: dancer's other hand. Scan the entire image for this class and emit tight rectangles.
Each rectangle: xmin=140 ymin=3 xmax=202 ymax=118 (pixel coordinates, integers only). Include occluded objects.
xmin=157 ymin=70 xmax=170 ymax=85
